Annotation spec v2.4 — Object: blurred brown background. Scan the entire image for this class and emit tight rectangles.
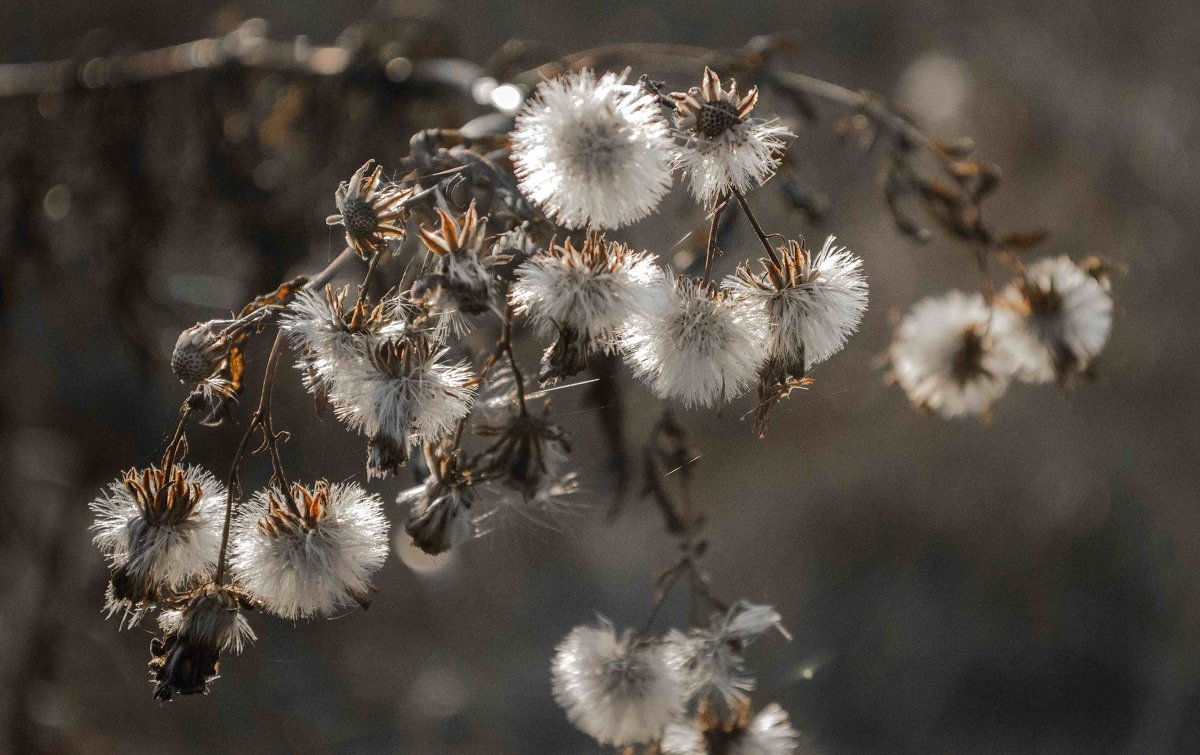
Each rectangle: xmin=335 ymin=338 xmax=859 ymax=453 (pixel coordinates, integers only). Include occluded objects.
xmin=1 ymin=0 xmax=1198 ymax=752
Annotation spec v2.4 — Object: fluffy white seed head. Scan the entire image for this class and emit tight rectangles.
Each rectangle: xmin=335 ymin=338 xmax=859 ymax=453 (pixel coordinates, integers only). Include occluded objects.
xmin=997 ymin=255 xmax=1113 ymax=383
xmin=890 ymin=291 xmax=1019 ymax=419
xmin=511 ymin=233 xmax=659 ymax=351
xmin=229 ymin=481 xmax=390 ymax=619
xmin=512 ymin=70 xmax=674 ymax=229
xmin=331 ymin=335 xmax=476 ymax=452
xmin=673 ymin=123 xmax=790 ymax=208
xmin=90 ymin=465 xmax=225 ymax=595
xmin=661 ymin=704 xmax=800 ymax=755
xmin=623 ymin=274 xmax=768 ymax=408
xmin=552 ymin=622 xmax=685 ymax=746
xmin=280 ymin=286 xmax=396 ymax=395
xmin=670 ymin=68 xmax=791 ymax=207
xmin=728 ymin=236 xmax=868 ymax=373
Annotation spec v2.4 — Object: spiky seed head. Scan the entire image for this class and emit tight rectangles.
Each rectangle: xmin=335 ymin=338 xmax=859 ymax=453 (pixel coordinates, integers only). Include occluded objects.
xmin=340 ymin=195 xmax=378 ymax=238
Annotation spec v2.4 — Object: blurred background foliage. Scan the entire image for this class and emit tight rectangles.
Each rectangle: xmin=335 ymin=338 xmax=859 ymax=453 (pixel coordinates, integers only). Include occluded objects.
xmin=1 ymin=0 xmax=1198 ymax=752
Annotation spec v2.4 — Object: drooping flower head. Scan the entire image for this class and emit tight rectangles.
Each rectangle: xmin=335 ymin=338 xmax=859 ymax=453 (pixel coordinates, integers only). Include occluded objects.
xmin=623 ymin=274 xmax=768 ymax=408
xmin=171 ymin=322 xmax=229 ymax=386
xmin=149 ymin=583 xmax=254 ymax=701
xmin=90 ymin=465 xmax=225 ymax=621
xmin=890 ymin=291 xmax=1018 ymax=419
xmin=511 ymin=231 xmax=659 ymax=380
xmin=511 ymin=70 xmax=674 ymax=229
xmin=401 ymin=443 xmax=478 ymax=555
xmin=326 ymin=160 xmax=412 ymax=260
xmin=670 ymin=67 xmax=791 ymax=207
xmin=170 ymin=315 xmax=268 ymax=409
xmin=411 ymin=202 xmax=499 ymax=332
xmin=229 ymin=480 xmax=390 ymax=620
xmin=552 ymin=621 xmax=685 ymax=746
xmin=330 ymin=333 xmax=476 ymax=479
xmin=474 ymin=406 xmax=572 ymax=500
xmin=998 ymin=255 xmax=1113 ymax=385
xmin=729 ymin=235 xmax=868 ymax=377
xmin=661 ymin=702 xmax=800 ymax=755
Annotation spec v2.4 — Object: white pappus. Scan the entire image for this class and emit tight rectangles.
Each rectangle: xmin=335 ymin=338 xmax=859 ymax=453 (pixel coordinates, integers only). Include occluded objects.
xmin=511 ymin=69 xmax=675 ymax=230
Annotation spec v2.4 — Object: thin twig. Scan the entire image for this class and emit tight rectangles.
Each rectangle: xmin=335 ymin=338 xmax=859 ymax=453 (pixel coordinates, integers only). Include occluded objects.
xmin=356 ymin=250 xmax=382 ymax=308
xmin=159 ymin=402 xmax=193 ymax=471
xmin=500 ymin=304 xmax=528 ymax=415
xmin=701 ymin=197 xmax=728 ymax=285
xmin=214 ymin=414 xmax=256 ymax=586
xmin=733 ymin=188 xmax=781 ymax=267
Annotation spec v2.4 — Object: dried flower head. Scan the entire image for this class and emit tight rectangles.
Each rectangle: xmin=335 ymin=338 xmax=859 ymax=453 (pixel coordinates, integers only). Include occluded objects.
xmin=552 ymin=622 xmax=685 ymax=746
xmin=623 ymin=274 xmax=768 ymax=408
xmin=400 ymin=444 xmax=478 ymax=555
xmin=511 ymin=69 xmax=674 ymax=229
xmin=490 ymin=225 xmax=541 ymax=278
xmin=326 ymin=160 xmax=412 ymax=260
xmin=729 ymin=236 xmax=868 ymax=377
xmin=511 ymin=231 xmax=659 ymax=380
xmin=169 ymin=316 xmax=265 ymax=410
xmin=411 ymin=202 xmax=498 ymax=331
xmin=670 ymin=67 xmax=791 ymax=207
xmin=998 ymin=255 xmax=1113 ymax=384
xmin=667 ymin=601 xmax=790 ymax=720
xmin=90 ymin=465 xmax=225 ymax=618
xmin=331 ymin=333 xmax=476 ymax=478
xmin=661 ymin=702 xmax=800 ymax=755
xmin=890 ymin=291 xmax=1019 ymax=419
xmin=171 ymin=322 xmax=228 ymax=385
xmin=229 ymin=480 xmax=390 ymax=619
xmin=475 ymin=408 xmax=572 ymax=499
xmin=149 ymin=583 xmax=254 ymax=701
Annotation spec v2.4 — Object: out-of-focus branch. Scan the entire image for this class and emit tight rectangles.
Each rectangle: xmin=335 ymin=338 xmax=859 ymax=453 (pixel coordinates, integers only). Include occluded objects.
xmin=0 ymin=20 xmax=482 ymax=98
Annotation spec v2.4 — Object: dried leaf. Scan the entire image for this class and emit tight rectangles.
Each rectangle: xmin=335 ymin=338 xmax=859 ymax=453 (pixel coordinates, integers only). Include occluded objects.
xmin=240 ymin=276 xmax=309 ymax=318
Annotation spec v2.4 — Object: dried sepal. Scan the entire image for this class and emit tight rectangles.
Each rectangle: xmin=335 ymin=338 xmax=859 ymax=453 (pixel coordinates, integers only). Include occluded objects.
xmin=751 ymin=373 xmax=814 ymax=438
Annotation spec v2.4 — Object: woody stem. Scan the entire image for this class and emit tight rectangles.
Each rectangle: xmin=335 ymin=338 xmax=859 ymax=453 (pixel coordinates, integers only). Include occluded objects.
xmin=213 ymin=245 xmax=362 ymax=584
xmin=258 ymin=331 xmax=298 ymax=514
